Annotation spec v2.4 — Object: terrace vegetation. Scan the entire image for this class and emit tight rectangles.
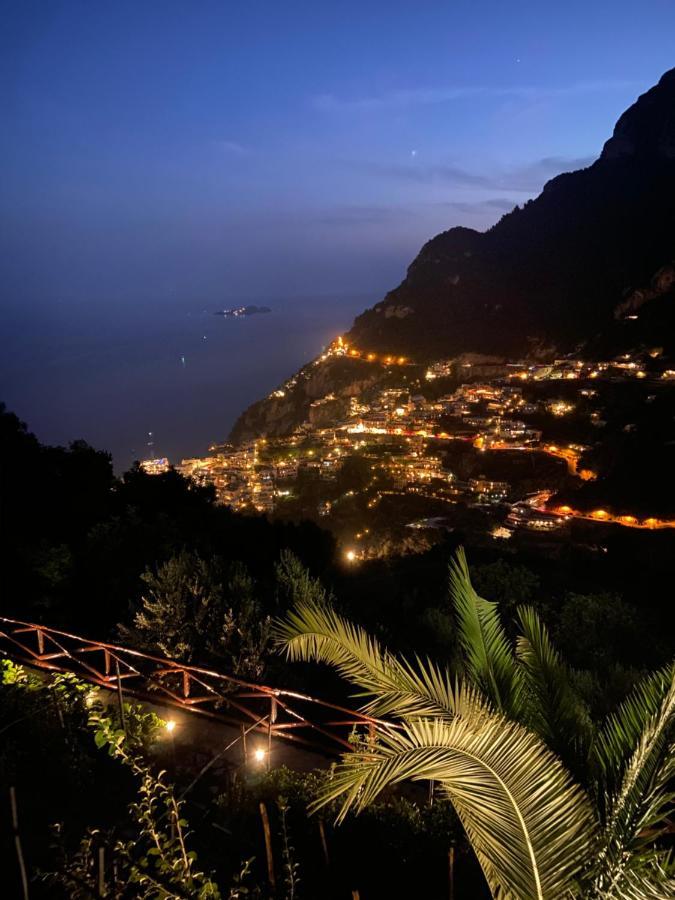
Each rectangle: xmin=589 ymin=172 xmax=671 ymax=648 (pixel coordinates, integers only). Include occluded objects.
xmin=2 ymin=550 xmax=674 ymax=898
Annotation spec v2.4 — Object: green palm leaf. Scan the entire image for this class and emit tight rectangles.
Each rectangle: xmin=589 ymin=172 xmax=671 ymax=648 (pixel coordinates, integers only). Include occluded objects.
xmin=593 ymin=666 xmax=674 ymax=796
xmin=276 ymin=557 xmax=675 ymax=900
xmin=516 ymin=604 xmax=594 ymax=775
xmin=449 ymin=548 xmax=523 ymax=718
xmin=600 ymin=857 xmax=675 ymax=900
xmin=589 ymin=666 xmax=675 ymax=897
xmin=316 ymin=710 xmax=596 ymax=900
xmin=273 ymin=595 xmax=479 ymax=722
xmin=276 ymin=598 xmax=597 ymax=899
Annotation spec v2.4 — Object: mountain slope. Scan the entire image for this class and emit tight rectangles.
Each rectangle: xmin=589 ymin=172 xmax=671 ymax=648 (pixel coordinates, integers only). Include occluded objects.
xmin=231 ymin=69 xmax=675 ymax=443
xmin=348 ymin=68 xmax=675 ymax=359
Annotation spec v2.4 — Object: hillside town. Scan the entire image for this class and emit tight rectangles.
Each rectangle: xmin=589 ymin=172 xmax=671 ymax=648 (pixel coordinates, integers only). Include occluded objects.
xmin=138 ymin=337 xmax=675 ymax=560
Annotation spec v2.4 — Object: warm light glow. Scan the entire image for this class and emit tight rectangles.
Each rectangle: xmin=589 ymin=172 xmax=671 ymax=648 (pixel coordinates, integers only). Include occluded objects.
xmin=165 ymin=719 xmax=177 ymax=733
xmin=592 ymin=509 xmax=608 ymax=519
xmin=253 ymin=748 xmax=266 ymax=763
xmin=345 ymin=549 xmax=357 ymax=562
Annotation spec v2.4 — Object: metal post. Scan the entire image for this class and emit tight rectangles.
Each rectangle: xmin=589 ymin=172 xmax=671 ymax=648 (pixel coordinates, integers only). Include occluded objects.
xmin=115 ymin=660 xmax=126 ymax=735
xmin=267 ymin=697 xmax=276 ymax=771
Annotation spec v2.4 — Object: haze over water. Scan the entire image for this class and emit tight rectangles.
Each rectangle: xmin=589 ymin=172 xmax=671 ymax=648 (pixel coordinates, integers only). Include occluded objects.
xmin=2 ymin=293 xmax=371 ymax=470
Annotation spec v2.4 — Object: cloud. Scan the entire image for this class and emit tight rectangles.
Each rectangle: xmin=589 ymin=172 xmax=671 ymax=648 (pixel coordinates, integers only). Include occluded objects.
xmin=315 ymin=205 xmax=413 ymax=226
xmin=312 ymin=80 xmax=639 ymax=113
xmin=438 ymin=198 xmax=519 ymax=215
xmin=351 ymin=154 xmax=595 ymax=193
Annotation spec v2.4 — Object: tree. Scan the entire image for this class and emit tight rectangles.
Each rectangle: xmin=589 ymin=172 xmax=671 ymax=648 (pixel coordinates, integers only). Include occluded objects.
xmin=274 ymin=549 xmax=675 ymax=899
xmin=123 ymin=551 xmax=271 ymax=679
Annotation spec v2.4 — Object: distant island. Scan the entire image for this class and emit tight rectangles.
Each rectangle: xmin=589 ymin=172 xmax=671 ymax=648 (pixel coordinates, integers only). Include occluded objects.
xmin=214 ymin=305 xmax=271 ymax=318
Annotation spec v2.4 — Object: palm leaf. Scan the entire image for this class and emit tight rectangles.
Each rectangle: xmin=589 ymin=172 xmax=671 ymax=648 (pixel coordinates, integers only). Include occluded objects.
xmin=316 ymin=708 xmax=596 ymax=900
xmin=589 ymin=666 xmax=675 ymax=897
xmin=589 ymin=854 xmax=675 ymax=899
xmin=449 ymin=548 xmax=523 ymax=718
xmin=516 ymin=605 xmax=594 ymax=775
xmin=273 ymin=596 xmax=482 ymax=722
xmin=593 ymin=666 xmax=674 ymax=795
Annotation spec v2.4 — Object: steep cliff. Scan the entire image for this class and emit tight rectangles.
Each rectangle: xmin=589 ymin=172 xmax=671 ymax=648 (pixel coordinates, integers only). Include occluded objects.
xmin=230 ymin=357 xmax=388 ymax=444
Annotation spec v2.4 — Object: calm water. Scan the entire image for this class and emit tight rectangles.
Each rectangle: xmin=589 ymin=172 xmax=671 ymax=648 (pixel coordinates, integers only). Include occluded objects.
xmin=1 ymin=294 xmax=371 ymax=471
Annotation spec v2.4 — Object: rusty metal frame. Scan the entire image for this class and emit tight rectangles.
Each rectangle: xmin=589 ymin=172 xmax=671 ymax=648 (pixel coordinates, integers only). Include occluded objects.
xmin=0 ymin=617 xmax=384 ymax=753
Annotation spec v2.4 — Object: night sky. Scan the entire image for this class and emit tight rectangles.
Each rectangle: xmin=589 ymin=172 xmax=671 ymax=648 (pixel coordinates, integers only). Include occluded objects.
xmin=2 ymin=2 xmax=675 ymax=464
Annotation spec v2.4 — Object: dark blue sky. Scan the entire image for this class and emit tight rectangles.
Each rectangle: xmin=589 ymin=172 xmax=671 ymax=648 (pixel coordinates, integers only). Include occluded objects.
xmin=3 ymin=1 xmax=675 ymax=312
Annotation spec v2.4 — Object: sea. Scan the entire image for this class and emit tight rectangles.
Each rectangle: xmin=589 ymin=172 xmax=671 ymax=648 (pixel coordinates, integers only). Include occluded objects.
xmin=1 ymin=294 xmax=372 ymax=472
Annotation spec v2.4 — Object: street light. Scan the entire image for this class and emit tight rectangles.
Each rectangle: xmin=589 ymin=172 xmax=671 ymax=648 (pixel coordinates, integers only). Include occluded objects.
xmin=165 ymin=719 xmax=177 ymax=733
xmin=253 ymin=748 xmax=266 ymax=764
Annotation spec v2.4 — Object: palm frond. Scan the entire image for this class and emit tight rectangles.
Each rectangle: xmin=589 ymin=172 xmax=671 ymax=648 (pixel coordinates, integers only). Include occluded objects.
xmin=273 ymin=598 xmax=481 ymax=722
xmin=590 ymin=666 xmax=675 ymax=897
xmin=516 ymin=605 xmax=594 ymax=774
xmin=449 ymin=548 xmax=523 ymax=718
xmin=593 ymin=666 xmax=674 ymax=795
xmin=590 ymin=852 xmax=675 ymax=899
xmin=315 ymin=710 xmax=596 ymax=900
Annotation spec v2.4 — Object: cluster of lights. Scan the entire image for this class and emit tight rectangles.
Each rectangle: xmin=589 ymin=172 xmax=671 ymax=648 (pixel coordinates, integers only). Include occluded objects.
xmin=548 ymin=401 xmax=575 ymax=417
xmin=331 ymin=337 xmax=408 ymax=366
xmin=553 ymin=506 xmax=674 ymax=530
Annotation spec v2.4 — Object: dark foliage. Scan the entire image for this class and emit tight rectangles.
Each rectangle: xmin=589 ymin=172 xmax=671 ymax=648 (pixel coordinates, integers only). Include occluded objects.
xmin=0 ymin=404 xmax=334 ymax=640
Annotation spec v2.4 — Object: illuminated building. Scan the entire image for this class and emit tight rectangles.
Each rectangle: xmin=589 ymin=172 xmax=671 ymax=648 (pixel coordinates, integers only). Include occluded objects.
xmin=140 ymin=457 xmax=170 ymax=475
